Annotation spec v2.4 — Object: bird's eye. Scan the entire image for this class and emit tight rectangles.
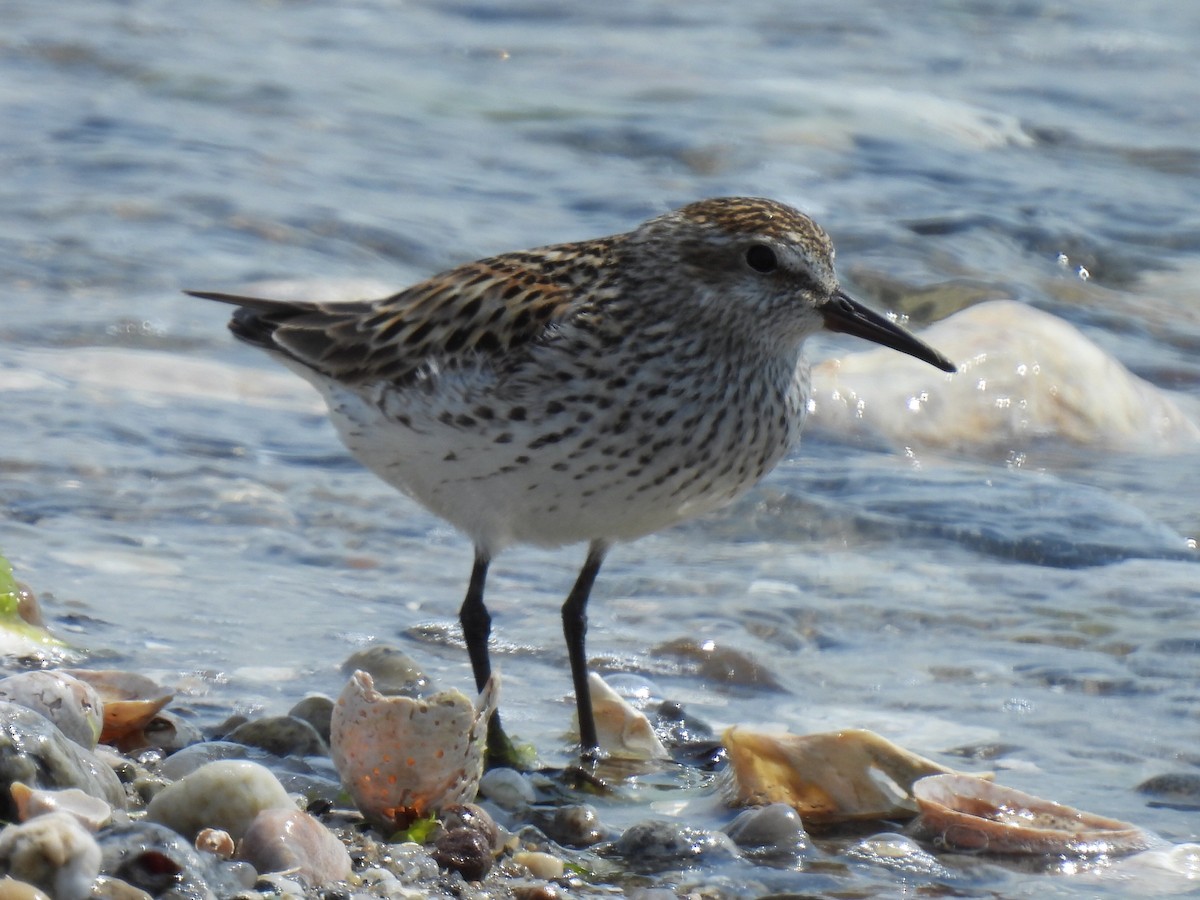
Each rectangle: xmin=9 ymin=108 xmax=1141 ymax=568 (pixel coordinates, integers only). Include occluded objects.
xmin=745 ymin=244 xmax=777 ymax=274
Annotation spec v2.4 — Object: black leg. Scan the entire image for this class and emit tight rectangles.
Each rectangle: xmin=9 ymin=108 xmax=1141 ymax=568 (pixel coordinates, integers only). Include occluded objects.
xmin=459 ymin=549 xmax=512 ymax=764
xmin=459 ymin=549 xmax=493 ymax=693
xmin=562 ymin=540 xmax=609 ymax=760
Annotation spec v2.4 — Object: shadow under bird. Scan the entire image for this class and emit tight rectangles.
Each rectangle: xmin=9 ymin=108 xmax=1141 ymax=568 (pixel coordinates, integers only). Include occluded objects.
xmin=189 ymin=197 xmax=956 ymax=764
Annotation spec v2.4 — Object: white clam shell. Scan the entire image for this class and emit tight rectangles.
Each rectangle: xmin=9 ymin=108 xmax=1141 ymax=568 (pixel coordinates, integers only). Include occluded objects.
xmin=586 ymin=673 xmax=668 ymax=760
xmin=330 ymin=670 xmax=497 ymax=829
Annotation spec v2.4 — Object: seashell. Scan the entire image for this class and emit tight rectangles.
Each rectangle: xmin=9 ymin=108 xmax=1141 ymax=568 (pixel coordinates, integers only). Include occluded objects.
xmin=0 ymin=811 xmax=102 ymax=900
xmin=585 ymin=673 xmax=668 ymax=761
xmin=194 ymin=828 xmax=235 ymax=860
xmin=330 ymin=670 xmax=497 ymax=830
xmin=0 ymin=672 xmax=102 ymax=749
xmin=10 ymin=782 xmax=112 ymax=831
xmin=62 ymin=670 xmax=173 ymax=749
xmin=722 ymin=726 xmax=981 ymax=824
xmin=912 ymin=773 xmax=1150 ymax=856
xmin=145 ymin=760 xmax=294 ymax=841
xmin=235 ymin=808 xmax=351 ymax=886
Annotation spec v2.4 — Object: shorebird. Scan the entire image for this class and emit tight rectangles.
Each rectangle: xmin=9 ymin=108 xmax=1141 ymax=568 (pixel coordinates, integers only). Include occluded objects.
xmin=190 ymin=197 xmax=956 ymax=763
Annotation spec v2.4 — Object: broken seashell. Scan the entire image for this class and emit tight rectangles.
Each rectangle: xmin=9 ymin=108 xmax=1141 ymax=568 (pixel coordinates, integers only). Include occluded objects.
xmin=723 ymin=727 xmax=982 ymax=824
xmin=63 ymin=670 xmax=173 ymax=748
xmin=10 ymin=783 xmax=112 ymax=831
xmin=586 ymin=673 xmax=669 ymax=761
xmin=912 ymin=773 xmax=1150 ymax=856
xmin=330 ymin=670 xmax=497 ymax=830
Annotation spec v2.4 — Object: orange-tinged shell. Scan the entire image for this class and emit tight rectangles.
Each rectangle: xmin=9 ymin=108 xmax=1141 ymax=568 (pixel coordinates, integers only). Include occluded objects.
xmin=723 ymin=726 xmax=984 ymax=824
xmin=912 ymin=773 xmax=1150 ymax=856
xmin=64 ymin=670 xmax=173 ymax=746
xmin=330 ymin=671 xmax=497 ymax=830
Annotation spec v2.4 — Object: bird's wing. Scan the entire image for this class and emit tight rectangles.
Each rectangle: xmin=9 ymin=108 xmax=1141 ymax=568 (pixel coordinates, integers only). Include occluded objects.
xmin=187 ymin=242 xmax=616 ymax=385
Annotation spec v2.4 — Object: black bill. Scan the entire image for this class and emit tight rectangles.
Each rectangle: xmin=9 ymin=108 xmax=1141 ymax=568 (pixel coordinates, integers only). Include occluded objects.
xmin=821 ymin=290 xmax=957 ymax=373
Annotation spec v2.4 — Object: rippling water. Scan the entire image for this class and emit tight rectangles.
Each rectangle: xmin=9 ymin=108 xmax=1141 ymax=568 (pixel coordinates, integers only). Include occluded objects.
xmin=2 ymin=1 xmax=1199 ymax=896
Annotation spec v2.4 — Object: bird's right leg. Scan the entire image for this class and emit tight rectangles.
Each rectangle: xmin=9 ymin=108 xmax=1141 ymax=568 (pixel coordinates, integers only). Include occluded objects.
xmin=459 ymin=549 xmax=518 ymax=767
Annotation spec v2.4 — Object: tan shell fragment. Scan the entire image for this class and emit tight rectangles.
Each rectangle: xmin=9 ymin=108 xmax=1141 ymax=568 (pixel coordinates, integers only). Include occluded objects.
xmin=912 ymin=773 xmax=1150 ymax=856
xmin=330 ymin=670 xmax=497 ymax=830
xmin=63 ymin=670 xmax=173 ymax=748
xmin=10 ymin=783 xmax=112 ymax=832
xmin=723 ymin=727 xmax=984 ymax=824
xmin=586 ymin=673 xmax=668 ymax=761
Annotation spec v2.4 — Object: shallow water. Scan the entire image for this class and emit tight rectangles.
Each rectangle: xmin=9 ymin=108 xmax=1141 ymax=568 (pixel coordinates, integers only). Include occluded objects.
xmin=2 ymin=0 xmax=1199 ymax=895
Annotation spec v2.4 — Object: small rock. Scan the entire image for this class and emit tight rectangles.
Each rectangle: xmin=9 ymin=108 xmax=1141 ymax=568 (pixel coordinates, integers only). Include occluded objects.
xmin=0 ymin=672 xmax=102 ymax=749
xmin=477 ymin=767 xmax=535 ymax=811
xmin=724 ymin=803 xmax=809 ymax=858
xmin=236 ymin=808 xmax=351 ymax=886
xmin=545 ymin=803 xmax=608 ymax=847
xmin=1136 ymin=773 xmax=1200 ymax=810
xmin=0 ymin=701 xmax=125 ymax=819
xmin=288 ymin=695 xmax=334 ymax=744
xmin=96 ymin=821 xmax=247 ymax=898
xmin=440 ymin=803 xmax=501 ymax=852
xmin=225 ymin=715 xmax=328 ymax=757
xmin=145 ymin=759 xmax=293 ymax=841
xmin=432 ymin=827 xmax=493 ymax=881
xmin=614 ymin=819 xmax=739 ymax=870
xmin=340 ymin=646 xmax=429 ymax=697
xmin=0 ymin=812 xmax=101 ymax=900
xmin=513 ymin=850 xmax=564 ymax=880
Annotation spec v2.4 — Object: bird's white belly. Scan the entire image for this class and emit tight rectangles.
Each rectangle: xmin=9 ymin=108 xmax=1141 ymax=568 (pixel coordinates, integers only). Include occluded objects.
xmin=313 ymin=368 xmax=805 ymax=555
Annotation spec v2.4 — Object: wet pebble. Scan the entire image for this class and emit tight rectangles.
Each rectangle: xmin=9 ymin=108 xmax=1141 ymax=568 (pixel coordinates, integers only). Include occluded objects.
xmin=432 ymin=826 xmax=494 ymax=881
xmin=0 ymin=701 xmax=125 ymax=819
xmin=0 ymin=812 xmax=101 ymax=900
xmin=613 ymin=819 xmax=739 ymax=870
xmin=237 ymin=808 xmax=351 ymax=886
xmin=653 ymin=638 xmax=783 ymax=690
xmin=844 ymin=833 xmax=955 ymax=879
xmin=288 ymin=694 xmax=334 ymax=744
xmin=145 ymin=759 xmax=294 ymax=841
xmin=512 ymin=850 xmax=564 ymax=880
xmin=723 ymin=802 xmax=809 ymax=858
xmin=340 ymin=645 xmax=430 ymax=696
xmin=1136 ymin=772 xmax=1200 ymax=810
xmin=440 ymin=802 xmax=502 ymax=852
xmin=478 ymin=767 xmax=536 ymax=811
xmin=0 ymin=672 xmax=102 ymax=749
xmin=96 ymin=821 xmax=250 ymax=898
xmin=225 ymin=714 xmax=328 ymax=757
xmin=543 ymin=803 xmax=609 ymax=847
